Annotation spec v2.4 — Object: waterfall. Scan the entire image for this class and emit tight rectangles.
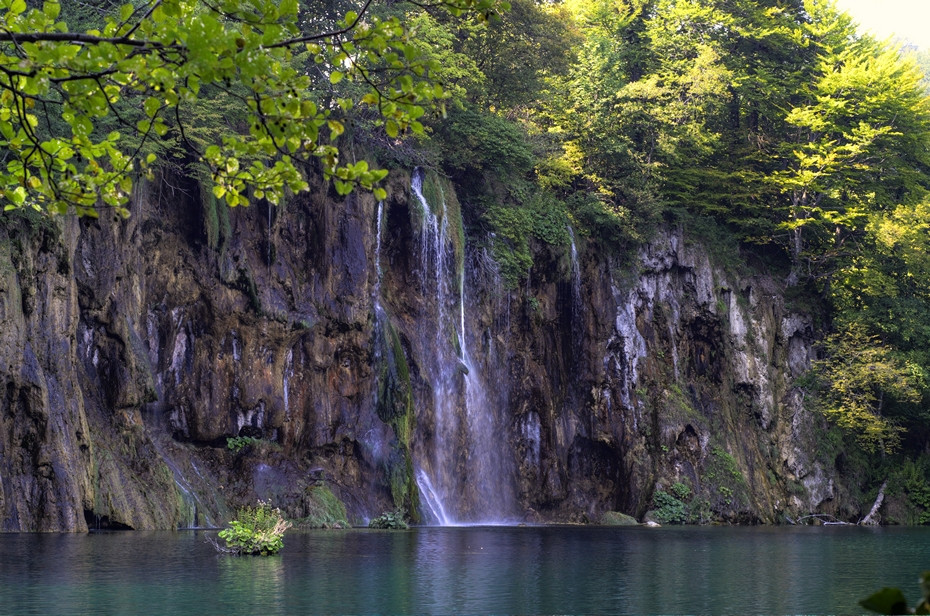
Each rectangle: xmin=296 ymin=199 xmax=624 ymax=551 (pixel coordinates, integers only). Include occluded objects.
xmin=568 ymin=226 xmax=584 ymax=353
xmin=410 ymin=168 xmax=516 ymax=525
xmin=568 ymin=226 xmax=582 ymax=314
xmin=410 ymin=169 xmax=460 ymax=523
xmin=375 ymin=200 xmax=385 ymax=284
xmin=416 ymin=468 xmax=452 ymax=526
xmin=369 ymin=199 xmax=398 ymax=494
xmin=283 ymin=348 xmax=293 ymax=423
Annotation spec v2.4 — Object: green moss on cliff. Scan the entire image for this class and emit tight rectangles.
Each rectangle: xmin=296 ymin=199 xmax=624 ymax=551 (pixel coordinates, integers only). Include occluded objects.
xmin=601 ymin=511 xmax=638 ymax=525
xmin=200 ymin=179 xmax=231 ymax=254
xmin=702 ymin=445 xmax=750 ymax=512
xmin=375 ymin=311 xmax=420 ymax=522
xmin=294 ymin=485 xmax=349 ymax=528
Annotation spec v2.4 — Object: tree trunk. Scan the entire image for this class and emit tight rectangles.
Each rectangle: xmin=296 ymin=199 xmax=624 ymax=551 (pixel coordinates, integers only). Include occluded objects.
xmin=861 ymin=480 xmax=887 ymax=526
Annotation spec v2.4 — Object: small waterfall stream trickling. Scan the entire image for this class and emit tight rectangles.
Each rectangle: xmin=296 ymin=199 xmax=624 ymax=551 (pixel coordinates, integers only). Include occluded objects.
xmin=568 ymin=226 xmax=584 ymax=352
xmin=375 ymin=200 xmax=385 ymax=284
xmin=409 ymin=168 xmax=516 ymax=524
xmin=369 ymin=199 xmax=397 ymax=483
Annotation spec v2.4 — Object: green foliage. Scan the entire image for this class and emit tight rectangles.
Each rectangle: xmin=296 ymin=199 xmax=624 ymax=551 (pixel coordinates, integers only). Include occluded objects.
xmin=217 ymin=501 xmax=292 ymax=555
xmin=201 ymin=179 xmax=230 ymax=252
xmin=707 ymin=447 xmax=743 ymax=483
xmin=652 ymin=489 xmax=687 ymax=524
xmin=812 ymin=323 xmax=920 ymax=452
xmin=368 ymin=510 xmax=409 ymax=529
xmin=651 ymin=480 xmax=705 ymax=524
xmin=913 ymin=48 xmax=930 ymax=95
xmin=457 ymin=0 xmax=577 ymax=110
xmin=529 ymin=192 xmax=570 ymax=246
xmin=437 ymin=105 xmax=534 ymax=177
xmin=832 ymin=202 xmax=930 ymax=383
xmin=0 ymin=0 xmax=511 ymax=218
xmin=226 ymin=436 xmax=259 ymax=453
xmin=861 ymin=571 xmax=930 ymax=614
xmin=670 ymin=481 xmax=691 ymax=501
xmin=567 ymin=192 xmax=639 ymax=252
xmin=703 ymin=446 xmax=748 ymax=510
xmin=888 ymin=458 xmax=930 ymax=525
xmin=482 ymin=195 xmax=533 ymax=287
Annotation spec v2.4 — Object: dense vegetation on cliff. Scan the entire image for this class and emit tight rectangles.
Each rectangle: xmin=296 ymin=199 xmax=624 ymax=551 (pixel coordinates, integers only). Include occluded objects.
xmin=400 ymin=0 xmax=930 ymax=507
xmin=5 ymin=0 xmax=930 ymax=525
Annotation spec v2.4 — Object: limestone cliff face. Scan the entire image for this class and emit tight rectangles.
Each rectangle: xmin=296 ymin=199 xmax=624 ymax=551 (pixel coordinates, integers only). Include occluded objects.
xmin=0 ymin=170 xmax=856 ymax=531
xmin=491 ymin=230 xmax=852 ymax=523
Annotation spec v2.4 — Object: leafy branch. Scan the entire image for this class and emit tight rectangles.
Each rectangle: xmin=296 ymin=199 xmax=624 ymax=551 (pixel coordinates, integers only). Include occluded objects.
xmin=0 ymin=0 xmax=510 ymax=217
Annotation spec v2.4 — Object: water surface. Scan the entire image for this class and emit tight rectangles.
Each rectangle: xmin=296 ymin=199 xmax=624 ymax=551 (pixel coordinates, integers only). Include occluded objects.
xmin=1 ymin=525 xmax=928 ymax=614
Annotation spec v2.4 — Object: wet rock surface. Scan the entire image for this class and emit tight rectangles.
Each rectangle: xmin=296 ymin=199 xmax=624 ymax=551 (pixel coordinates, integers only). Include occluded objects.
xmin=0 ymin=172 xmax=851 ymax=531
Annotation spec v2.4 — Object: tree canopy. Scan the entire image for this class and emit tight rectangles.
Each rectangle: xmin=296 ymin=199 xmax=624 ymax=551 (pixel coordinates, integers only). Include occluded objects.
xmin=0 ymin=0 xmax=508 ymax=217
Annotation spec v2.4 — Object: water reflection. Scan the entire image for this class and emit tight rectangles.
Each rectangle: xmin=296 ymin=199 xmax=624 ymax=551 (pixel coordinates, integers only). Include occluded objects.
xmin=215 ymin=554 xmax=285 ymax=614
xmin=1 ymin=526 xmax=928 ymax=614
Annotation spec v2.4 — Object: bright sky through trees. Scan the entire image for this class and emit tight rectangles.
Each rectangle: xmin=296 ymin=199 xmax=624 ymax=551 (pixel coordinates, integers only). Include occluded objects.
xmin=834 ymin=0 xmax=930 ymax=49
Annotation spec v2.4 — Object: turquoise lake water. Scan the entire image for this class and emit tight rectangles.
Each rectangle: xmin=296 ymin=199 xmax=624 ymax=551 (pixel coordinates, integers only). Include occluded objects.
xmin=1 ymin=525 xmax=929 ymax=614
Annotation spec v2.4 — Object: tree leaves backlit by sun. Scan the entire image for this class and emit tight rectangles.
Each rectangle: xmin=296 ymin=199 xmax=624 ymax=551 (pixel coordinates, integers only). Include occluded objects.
xmin=812 ymin=323 xmax=922 ymax=453
xmin=0 ymin=0 xmax=509 ymax=218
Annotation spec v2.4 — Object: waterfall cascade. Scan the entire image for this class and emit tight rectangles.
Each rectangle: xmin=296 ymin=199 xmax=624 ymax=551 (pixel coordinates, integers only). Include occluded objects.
xmin=408 ymin=169 xmax=517 ymax=525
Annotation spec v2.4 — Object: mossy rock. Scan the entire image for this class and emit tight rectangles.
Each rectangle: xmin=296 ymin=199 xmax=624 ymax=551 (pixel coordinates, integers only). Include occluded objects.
xmin=601 ymin=511 xmax=639 ymax=526
xmin=294 ymin=485 xmax=349 ymax=529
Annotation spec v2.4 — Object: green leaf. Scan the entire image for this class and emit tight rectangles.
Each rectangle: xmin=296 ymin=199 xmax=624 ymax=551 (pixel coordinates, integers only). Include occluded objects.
xmin=9 ymin=0 xmax=26 ymax=15
xmin=10 ymin=186 xmax=26 ymax=205
xmin=43 ymin=0 xmax=60 ymax=19
xmin=330 ymin=71 xmax=344 ymax=85
xmin=144 ymin=97 xmax=160 ymax=118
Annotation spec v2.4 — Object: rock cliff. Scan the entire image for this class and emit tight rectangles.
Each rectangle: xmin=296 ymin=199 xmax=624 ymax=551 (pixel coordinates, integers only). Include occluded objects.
xmin=0 ymin=168 xmax=858 ymax=531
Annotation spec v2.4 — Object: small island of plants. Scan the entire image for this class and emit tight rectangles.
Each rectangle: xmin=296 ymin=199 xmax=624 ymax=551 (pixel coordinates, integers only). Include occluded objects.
xmin=209 ymin=501 xmax=292 ymax=556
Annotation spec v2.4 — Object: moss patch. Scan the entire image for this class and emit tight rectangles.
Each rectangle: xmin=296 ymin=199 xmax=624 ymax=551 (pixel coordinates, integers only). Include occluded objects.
xmin=601 ymin=511 xmax=638 ymax=525
xmin=703 ymin=446 xmax=750 ymax=510
xmin=293 ymin=485 xmax=349 ymax=529
xmin=374 ymin=311 xmax=420 ymax=522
